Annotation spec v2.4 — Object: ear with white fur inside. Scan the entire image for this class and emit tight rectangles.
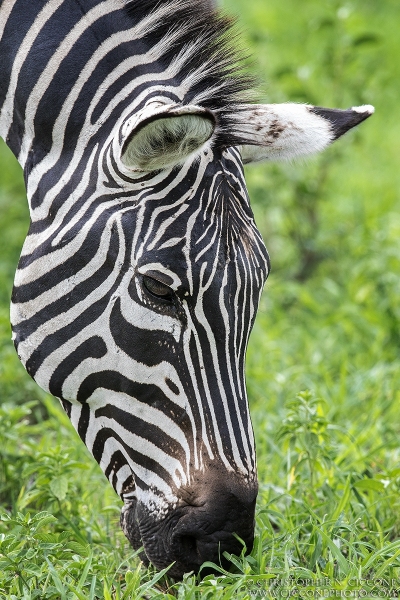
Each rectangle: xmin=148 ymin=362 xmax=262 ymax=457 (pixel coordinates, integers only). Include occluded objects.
xmin=236 ymin=103 xmax=374 ymax=164
xmin=120 ymin=104 xmax=215 ymax=172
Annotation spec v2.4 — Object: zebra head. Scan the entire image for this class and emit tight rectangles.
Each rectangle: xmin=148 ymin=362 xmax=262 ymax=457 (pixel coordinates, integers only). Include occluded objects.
xmin=0 ymin=0 xmax=373 ymax=578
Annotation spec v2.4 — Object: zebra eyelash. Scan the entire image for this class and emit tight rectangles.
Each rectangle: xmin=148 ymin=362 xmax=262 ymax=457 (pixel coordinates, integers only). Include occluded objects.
xmin=142 ymin=275 xmax=175 ymax=302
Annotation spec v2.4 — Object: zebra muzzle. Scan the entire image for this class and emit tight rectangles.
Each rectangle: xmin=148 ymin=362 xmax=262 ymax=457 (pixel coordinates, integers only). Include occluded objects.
xmin=121 ymin=481 xmax=257 ymax=579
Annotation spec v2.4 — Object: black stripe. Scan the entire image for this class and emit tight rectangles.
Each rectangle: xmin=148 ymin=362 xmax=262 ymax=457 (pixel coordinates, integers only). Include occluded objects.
xmin=92 ymin=426 xmax=177 ymax=489
xmin=95 ymin=404 xmax=186 ymax=459
xmin=105 ymin=449 xmax=128 ymax=479
xmin=49 ymin=336 xmax=107 ymax=398
xmin=109 ymin=298 xmax=179 ymax=365
xmin=77 ymin=370 xmax=191 ymax=430
xmin=77 ymin=402 xmax=90 ymax=442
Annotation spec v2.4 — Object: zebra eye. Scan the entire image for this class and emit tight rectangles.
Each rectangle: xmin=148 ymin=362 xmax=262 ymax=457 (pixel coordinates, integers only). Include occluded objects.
xmin=142 ymin=275 xmax=173 ymax=300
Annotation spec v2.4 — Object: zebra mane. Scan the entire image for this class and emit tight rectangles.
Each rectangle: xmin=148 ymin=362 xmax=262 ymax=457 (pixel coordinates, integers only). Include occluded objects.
xmin=123 ymin=0 xmax=256 ymax=147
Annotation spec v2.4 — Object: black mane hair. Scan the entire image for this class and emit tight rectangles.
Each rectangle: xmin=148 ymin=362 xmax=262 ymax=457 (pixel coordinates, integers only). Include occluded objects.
xmin=124 ymin=0 xmax=257 ymax=147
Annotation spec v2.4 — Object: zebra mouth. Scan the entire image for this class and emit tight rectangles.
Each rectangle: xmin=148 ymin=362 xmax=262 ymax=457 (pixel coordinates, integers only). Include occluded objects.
xmin=120 ymin=488 xmax=256 ymax=579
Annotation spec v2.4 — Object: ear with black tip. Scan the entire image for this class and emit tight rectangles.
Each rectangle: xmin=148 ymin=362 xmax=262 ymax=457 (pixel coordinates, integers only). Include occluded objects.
xmin=120 ymin=103 xmax=215 ymax=171
xmin=235 ymin=103 xmax=374 ymax=164
xmin=309 ymin=105 xmax=374 ymax=141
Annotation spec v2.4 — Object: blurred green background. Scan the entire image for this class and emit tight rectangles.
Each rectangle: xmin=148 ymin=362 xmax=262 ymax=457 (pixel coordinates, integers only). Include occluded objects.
xmin=0 ymin=0 xmax=399 ymax=596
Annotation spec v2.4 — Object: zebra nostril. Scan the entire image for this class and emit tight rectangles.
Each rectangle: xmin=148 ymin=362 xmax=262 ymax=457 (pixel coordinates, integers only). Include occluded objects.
xmin=173 ymin=533 xmax=200 ymax=563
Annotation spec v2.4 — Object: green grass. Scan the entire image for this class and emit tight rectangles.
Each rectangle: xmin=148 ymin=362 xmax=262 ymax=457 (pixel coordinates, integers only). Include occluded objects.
xmin=1 ymin=0 xmax=400 ymax=597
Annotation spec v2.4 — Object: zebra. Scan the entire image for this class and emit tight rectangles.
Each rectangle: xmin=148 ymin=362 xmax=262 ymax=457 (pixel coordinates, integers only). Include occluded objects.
xmin=0 ymin=0 xmax=373 ymax=579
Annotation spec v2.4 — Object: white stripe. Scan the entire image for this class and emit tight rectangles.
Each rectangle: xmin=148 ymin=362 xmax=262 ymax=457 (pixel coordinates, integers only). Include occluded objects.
xmin=0 ymin=0 xmax=19 ymax=42
xmin=61 ymin=348 xmax=199 ymax=475
xmin=182 ymin=323 xmax=214 ymax=470
xmin=0 ymin=0 xmax=65 ymax=140
xmin=114 ymin=464 xmax=133 ymax=496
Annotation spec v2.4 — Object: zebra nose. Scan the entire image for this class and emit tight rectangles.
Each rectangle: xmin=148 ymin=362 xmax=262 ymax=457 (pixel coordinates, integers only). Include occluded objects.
xmin=166 ymin=492 xmax=256 ymax=576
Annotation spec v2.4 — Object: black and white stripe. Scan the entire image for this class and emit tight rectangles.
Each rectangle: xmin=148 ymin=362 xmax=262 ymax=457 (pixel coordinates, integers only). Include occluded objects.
xmin=0 ymin=0 xmax=268 ymax=518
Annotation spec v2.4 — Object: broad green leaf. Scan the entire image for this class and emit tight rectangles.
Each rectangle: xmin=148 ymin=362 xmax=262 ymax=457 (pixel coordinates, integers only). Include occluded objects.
xmin=49 ymin=476 xmax=68 ymax=501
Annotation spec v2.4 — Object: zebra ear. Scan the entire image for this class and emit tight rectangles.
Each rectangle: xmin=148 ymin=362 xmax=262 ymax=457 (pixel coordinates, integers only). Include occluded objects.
xmin=236 ymin=103 xmax=374 ymax=164
xmin=120 ymin=104 xmax=215 ymax=171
